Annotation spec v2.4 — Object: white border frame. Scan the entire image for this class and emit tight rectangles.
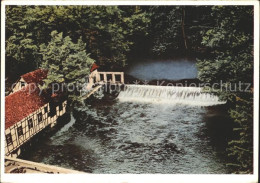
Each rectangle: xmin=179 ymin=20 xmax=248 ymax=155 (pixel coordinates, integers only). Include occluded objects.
xmin=1 ymin=1 xmax=259 ymax=183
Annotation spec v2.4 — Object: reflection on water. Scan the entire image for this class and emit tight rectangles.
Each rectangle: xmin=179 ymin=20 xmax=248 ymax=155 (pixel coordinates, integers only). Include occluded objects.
xmin=126 ymin=59 xmax=197 ymax=81
xmin=20 ymin=95 xmax=232 ymax=174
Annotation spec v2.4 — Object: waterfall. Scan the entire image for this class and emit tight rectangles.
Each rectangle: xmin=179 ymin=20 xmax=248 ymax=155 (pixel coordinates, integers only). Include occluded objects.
xmin=117 ymin=84 xmax=226 ymax=106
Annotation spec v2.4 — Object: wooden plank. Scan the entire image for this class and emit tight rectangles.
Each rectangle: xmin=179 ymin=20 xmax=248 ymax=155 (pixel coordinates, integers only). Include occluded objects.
xmin=5 ymin=157 xmax=85 ymax=173
xmin=82 ymin=85 xmax=102 ymax=99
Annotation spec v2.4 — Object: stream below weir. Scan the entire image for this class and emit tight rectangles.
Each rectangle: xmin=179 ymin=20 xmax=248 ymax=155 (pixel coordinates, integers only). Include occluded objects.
xmin=20 ymin=58 xmax=233 ymax=173
xmin=20 ymin=94 xmax=233 ymax=173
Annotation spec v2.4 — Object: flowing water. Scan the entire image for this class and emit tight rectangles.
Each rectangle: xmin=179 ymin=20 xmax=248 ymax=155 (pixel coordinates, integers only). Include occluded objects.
xmin=20 ymin=59 xmax=233 ymax=173
xmin=20 ymin=85 xmax=232 ymax=173
xmin=118 ymin=85 xmax=226 ymax=106
xmin=126 ymin=58 xmax=197 ymax=80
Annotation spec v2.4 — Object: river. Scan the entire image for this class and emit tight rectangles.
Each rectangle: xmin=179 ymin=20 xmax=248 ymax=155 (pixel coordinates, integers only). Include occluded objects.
xmin=20 ymin=58 xmax=233 ymax=173
xmin=125 ymin=58 xmax=197 ymax=81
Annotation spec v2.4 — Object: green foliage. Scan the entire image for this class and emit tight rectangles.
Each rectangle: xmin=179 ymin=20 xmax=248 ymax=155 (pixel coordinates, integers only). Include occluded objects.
xmin=6 ymin=6 xmax=41 ymax=78
xmin=76 ymin=6 xmax=150 ymax=69
xmin=5 ymin=6 xmax=255 ymax=172
xmin=148 ymin=6 xmax=183 ymax=55
xmin=196 ymin=6 xmax=253 ymax=173
xmin=40 ymin=30 xmax=94 ymax=103
xmin=5 ymin=6 xmax=150 ymax=75
xmin=227 ymin=98 xmax=253 ymax=173
xmin=148 ymin=6 xmax=212 ymax=56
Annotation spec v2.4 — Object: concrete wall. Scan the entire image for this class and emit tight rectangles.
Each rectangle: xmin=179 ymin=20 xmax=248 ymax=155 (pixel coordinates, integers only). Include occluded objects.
xmin=5 ymin=100 xmax=67 ymax=157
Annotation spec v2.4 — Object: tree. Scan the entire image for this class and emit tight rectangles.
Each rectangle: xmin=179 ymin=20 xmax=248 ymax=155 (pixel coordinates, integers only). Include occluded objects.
xmin=148 ymin=6 xmax=183 ymax=56
xmin=196 ymin=6 xmax=253 ymax=173
xmin=40 ymin=30 xmax=95 ymax=103
xmin=147 ymin=6 xmax=212 ymax=56
xmin=6 ymin=6 xmax=151 ymax=72
xmin=6 ymin=6 xmax=41 ymax=79
xmin=75 ymin=6 xmax=150 ymax=69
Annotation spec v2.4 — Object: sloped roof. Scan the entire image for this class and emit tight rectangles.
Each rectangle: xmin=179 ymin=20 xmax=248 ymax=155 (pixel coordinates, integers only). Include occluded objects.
xmin=5 ymin=83 xmax=51 ymax=129
xmin=90 ymin=63 xmax=99 ymax=72
xmin=21 ymin=69 xmax=48 ymax=84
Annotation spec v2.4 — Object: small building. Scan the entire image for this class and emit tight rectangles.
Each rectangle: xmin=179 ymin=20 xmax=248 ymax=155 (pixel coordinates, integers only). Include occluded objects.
xmin=5 ymin=66 xmax=124 ymax=157
xmin=86 ymin=63 xmax=124 ymax=91
xmin=10 ymin=69 xmax=48 ymax=94
xmin=5 ymin=69 xmax=66 ymax=157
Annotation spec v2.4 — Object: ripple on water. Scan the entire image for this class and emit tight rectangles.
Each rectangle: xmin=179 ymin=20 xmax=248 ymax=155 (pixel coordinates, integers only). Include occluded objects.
xmin=20 ymin=100 xmax=231 ymax=174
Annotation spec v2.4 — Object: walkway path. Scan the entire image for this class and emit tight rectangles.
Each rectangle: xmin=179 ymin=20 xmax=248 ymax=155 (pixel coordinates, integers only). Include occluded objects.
xmin=5 ymin=157 xmax=84 ymax=174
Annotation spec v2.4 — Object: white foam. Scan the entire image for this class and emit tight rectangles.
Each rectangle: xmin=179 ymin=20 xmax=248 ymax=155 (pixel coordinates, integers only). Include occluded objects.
xmin=117 ymin=85 xmax=226 ymax=106
xmin=55 ymin=113 xmax=76 ymax=137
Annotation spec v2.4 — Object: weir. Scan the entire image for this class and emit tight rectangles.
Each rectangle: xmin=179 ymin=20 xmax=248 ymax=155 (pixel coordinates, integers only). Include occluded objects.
xmin=117 ymin=84 xmax=226 ymax=106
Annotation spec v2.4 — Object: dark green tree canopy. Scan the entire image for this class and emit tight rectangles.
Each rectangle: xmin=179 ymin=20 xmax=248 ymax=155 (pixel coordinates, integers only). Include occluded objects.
xmin=5 ymin=5 xmax=254 ymax=173
xmin=196 ymin=6 xmax=253 ymax=173
xmin=40 ymin=30 xmax=94 ymax=102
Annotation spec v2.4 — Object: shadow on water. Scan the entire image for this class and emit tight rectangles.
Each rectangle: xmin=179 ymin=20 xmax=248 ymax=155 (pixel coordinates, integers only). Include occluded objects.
xmin=19 ymin=92 xmax=234 ymax=173
xmin=19 ymin=58 xmax=234 ymax=173
xmin=74 ymin=93 xmax=233 ymax=173
xmin=204 ymin=105 xmax=234 ymax=152
xmin=125 ymin=58 xmax=197 ymax=81
xmin=19 ymin=113 xmax=96 ymax=172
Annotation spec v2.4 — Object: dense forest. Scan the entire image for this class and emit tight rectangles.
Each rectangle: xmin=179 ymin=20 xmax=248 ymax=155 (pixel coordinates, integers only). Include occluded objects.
xmin=5 ymin=6 xmax=254 ymax=173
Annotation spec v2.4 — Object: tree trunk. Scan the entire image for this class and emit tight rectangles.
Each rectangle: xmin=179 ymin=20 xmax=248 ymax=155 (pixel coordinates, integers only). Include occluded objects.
xmin=181 ymin=7 xmax=188 ymax=50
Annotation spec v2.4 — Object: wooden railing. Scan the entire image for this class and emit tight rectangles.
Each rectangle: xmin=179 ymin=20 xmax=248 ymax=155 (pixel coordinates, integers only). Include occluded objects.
xmin=95 ymin=72 xmax=124 ymax=84
xmin=87 ymin=71 xmax=124 ymax=87
xmin=85 ymin=71 xmax=124 ymax=93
